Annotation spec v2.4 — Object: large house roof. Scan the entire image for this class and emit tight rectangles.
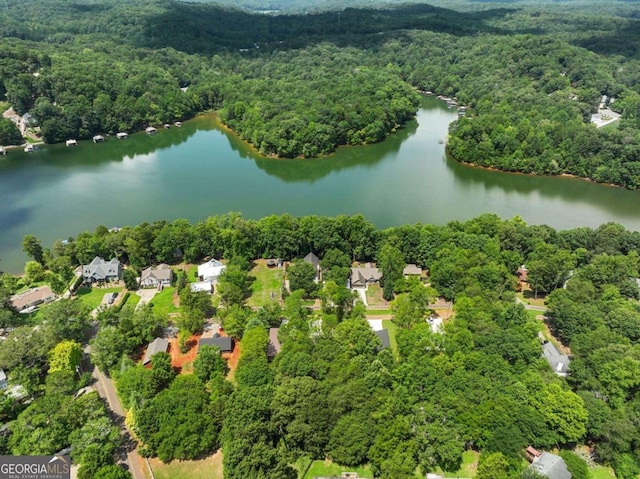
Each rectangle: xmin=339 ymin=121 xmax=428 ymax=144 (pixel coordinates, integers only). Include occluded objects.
xmin=199 ymin=335 xmax=233 ymax=353
xmin=82 ymin=256 xmax=121 ymax=281
xmin=529 ymin=452 xmax=572 ymax=479
xmin=198 ymin=259 xmax=226 ymax=281
xmin=142 ymin=337 xmax=169 ymax=365
xmin=542 ymin=342 xmax=570 ymax=375
xmin=304 ymin=252 xmax=320 ymax=270
xmin=350 ymin=266 xmax=382 ymax=286
xmin=11 ymin=286 xmax=56 ymax=311
xmin=141 ymin=264 xmax=172 ymax=283
xmin=403 ymin=264 xmax=422 ymax=276
xmin=375 ymin=329 xmax=390 ymax=349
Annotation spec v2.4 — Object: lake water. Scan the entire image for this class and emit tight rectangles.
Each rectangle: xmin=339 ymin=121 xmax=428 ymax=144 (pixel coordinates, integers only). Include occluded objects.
xmin=2 ymin=96 xmax=640 ymax=273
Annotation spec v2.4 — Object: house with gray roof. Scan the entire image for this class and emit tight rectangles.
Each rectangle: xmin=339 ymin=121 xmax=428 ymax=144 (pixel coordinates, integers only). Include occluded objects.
xmin=304 ymin=252 xmax=321 ymax=282
xmin=82 ymin=256 xmax=121 ymax=283
xmin=375 ymin=329 xmax=391 ymax=350
xmin=140 ymin=264 xmax=172 ymax=288
xmin=199 ymin=335 xmax=233 ymax=353
xmin=542 ymin=341 xmax=570 ymax=377
xmin=350 ymin=265 xmax=382 ymax=289
xmin=529 ymin=452 xmax=572 ymax=479
xmin=142 ymin=337 xmax=169 ymax=366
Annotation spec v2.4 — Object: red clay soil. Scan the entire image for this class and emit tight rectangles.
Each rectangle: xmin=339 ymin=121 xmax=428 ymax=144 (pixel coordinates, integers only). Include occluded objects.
xmin=168 ymin=333 xmax=201 ymax=372
xmin=218 ymin=329 xmax=241 ymax=376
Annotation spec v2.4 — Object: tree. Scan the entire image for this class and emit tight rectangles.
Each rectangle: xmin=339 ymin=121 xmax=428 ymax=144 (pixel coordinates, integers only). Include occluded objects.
xmin=24 ymin=260 xmax=45 ymax=284
xmin=558 ymin=451 xmax=590 ymax=479
xmin=287 ymin=260 xmax=318 ymax=297
xmin=193 ymin=345 xmax=228 ymax=383
xmin=93 ymin=465 xmax=132 ymax=479
xmin=70 ymin=416 xmax=122 ymax=479
xmin=22 ymin=235 xmax=44 ymax=265
xmin=378 ymin=244 xmax=404 ymax=299
xmin=217 ymin=264 xmax=251 ymax=306
xmin=0 ymin=118 xmax=22 ymax=145
xmin=90 ymin=326 xmax=127 ymax=372
xmin=122 ymin=269 xmax=138 ymax=290
xmin=41 ymin=299 xmax=91 ymax=342
xmin=48 ymin=340 xmax=82 ymax=374
xmin=477 ymin=453 xmax=510 ymax=479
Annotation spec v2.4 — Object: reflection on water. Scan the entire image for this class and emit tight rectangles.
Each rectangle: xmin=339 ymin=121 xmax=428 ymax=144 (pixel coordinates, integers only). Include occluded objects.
xmin=1 ymin=97 xmax=640 ymax=274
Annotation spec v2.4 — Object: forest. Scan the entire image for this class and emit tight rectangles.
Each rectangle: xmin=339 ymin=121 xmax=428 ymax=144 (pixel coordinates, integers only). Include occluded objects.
xmin=0 ymin=213 xmax=640 ymax=478
xmin=1 ymin=0 xmax=640 ymax=184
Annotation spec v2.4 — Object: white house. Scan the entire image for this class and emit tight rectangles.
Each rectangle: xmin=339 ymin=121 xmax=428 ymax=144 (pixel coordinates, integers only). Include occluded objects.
xmin=140 ymin=264 xmax=172 ymax=288
xmin=198 ymin=259 xmax=226 ymax=283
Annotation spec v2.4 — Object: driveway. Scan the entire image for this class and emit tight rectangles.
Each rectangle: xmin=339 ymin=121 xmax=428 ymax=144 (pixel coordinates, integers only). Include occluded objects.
xmin=136 ymin=289 xmax=157 ymax=308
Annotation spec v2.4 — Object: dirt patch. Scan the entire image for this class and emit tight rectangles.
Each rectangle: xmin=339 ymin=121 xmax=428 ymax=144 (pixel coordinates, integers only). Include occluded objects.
xmin=219 ymin=329 xmax=241 ymax=381
xmin=168 ymin=333 xmax=202 ymax=372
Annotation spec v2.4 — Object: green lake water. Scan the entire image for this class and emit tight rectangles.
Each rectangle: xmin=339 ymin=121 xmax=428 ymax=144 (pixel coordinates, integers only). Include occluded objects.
xmin=2 ymin=96 xmax=640 ymax=273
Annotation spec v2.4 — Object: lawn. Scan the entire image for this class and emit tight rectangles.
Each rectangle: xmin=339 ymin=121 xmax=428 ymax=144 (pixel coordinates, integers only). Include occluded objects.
xmin=149 ymin=450 xmax=223 ymax=479
xmin=517 ymin=288 xmax=547 ymax=308
xmin=302 ymin=459 xmax=373 ymax=479
xmin=149 ymin=287 xmax=180 ymax=317
xmin=382 ymin=319 xmax=399 ymax=358
xmin=442 ymin=450 xmax=479 ymax=478
xmin=247 ymin=262 xmax=284 ymax=307
xmin=365 ymin=284 xmax=388 ymax=307
xmin=122 ymin=293 xmax=141 ymax=308
xmin=366 ymin=309 xmax=391 ymax=316
xmin=75 ymin=286 xmax=123 ymax=310
xmin=591 ymin=466 xmax=616 ymax=479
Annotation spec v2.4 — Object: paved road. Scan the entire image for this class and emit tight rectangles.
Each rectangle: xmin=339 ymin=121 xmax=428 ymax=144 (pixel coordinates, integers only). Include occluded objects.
xmin=90 ymin=358 xmax=148 ymax=479
xmin=516 ymin=296 xmax=548 ymax=312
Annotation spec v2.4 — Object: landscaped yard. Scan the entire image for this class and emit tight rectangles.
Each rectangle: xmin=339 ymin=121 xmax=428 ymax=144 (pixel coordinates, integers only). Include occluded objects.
xmin=591 ymin=465 xmax=616 ymax=479
xmin=302 ymin=459 xmax=373 ymax=479
xmin=148 ymin=287 xmax=180 ymax=317
xmin=365 ymin=284 xmax=388 ymax=307
xmin=75 ymin=286 xmax=123 ymax=310
xmin=247 ymin=261 xmax=284 ymax=307
xmin=149 ymin=450 xmax=223 ymax=479
xmin=442 ymin=450 xmax=479 ymax=478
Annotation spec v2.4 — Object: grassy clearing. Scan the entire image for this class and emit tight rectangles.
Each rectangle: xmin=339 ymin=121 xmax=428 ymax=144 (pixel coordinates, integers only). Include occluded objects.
xmin=149 ymin=450 xmax=223 ymax=479
xmin=75 ymin=286 xmax=123 ymax=310
xmin=517 ymin=289 xmax=547 ymax=308
xmin=303 ymin=459 xmax=373 ymax=479
xmin=382 ymin=319 xmax=399 ymax=357
xmin=247 ymin=262 xmax=284 ymax=307
xmin=365 ymin=284 xmax=387 ymax=306
xmin=149 ymin=287 xmax=180 ymax=317
xmin=442 ymin=450 xmax=479 ymax=478
xmin=591 ymin=466 xmax=616 ymax=479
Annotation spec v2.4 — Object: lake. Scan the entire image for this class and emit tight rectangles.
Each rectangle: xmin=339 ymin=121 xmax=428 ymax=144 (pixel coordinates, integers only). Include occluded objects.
xmin=2 ymin=96 xmax=640 ymax=273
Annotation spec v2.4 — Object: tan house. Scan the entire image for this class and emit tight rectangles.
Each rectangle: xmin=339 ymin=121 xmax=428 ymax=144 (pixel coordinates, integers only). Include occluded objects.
xmin=11 ymin=286 xmax=56 ymax=313
xmin=140 ymin=264 xmax=172 ymax=288
xmin=350 ymin=265 xmax=382 ymax=289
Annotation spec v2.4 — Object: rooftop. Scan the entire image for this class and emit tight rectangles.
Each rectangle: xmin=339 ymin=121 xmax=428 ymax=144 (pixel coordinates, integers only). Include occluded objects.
xmin=142 ymin=337 xmax=169 ymax=365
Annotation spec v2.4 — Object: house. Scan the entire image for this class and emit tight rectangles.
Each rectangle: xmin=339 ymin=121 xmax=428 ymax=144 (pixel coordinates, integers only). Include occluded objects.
xmin=140 ymin=264 xmax=172 ymax=289
xmin=268 ymin=328 xmax=281 ymax=358
xmin=0 ymin=369 xmax=7 ymax=390
xmin=11 ymin=286 xmax=56 ymax=313
xmin=198 ymin=259 xmax=226 ymax=283
xmin=403 ymin=264 xmax=422 ymax=278
xmin=542 ymin=341 xmax=570 ymax=377
xmin=375 ymin=329 xmax=390 ymax=349
xmin=517 ymin=265 xmax=528 ymax=282
xmin=529 ymin=452 xmax=572 ymax=479
xmin=350 ymin=265 xmax=382 ymax=289
xmin=142 ymin=337 xmax=169 ymax=366
xmin=82 ymin=257 xmax=121 ymax=283
xmin=304 ymin=252 xmax=321 ymax=281
xmin=199 ymin=334 xmax=233 ymax=353
xmin=191 ymin=281 xmax=213 ymax=294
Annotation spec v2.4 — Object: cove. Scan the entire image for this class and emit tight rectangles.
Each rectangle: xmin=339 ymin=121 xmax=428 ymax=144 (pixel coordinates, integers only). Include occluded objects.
xmin=2 ymin=96 xmax=640 ymax=274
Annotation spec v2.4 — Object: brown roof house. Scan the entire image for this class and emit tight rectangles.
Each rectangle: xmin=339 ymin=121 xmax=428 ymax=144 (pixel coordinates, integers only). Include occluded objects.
xmin=82 ymin=257 xmax=121 ymax=283
xmin=11 ymin=286 xmax=57 ymax=313
xmin=350 ymin=265 xmax=382 ymax=289
xmin=140 ymin=264 xmax=172 ymax=289
xmin=403 ymin=264 xmax=422 ymax=278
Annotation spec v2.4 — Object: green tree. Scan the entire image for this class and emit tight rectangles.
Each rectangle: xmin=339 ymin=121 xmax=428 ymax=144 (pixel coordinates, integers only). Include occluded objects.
xmin=193 ymin=345 xmax=228 ymax=383
xmin=22 ymin=235 xmax=44 ymax=265
xmin=287 ymin=260 xmax=318 ymax=297
xmin=48 ymin=340 xmax=82 ymax=374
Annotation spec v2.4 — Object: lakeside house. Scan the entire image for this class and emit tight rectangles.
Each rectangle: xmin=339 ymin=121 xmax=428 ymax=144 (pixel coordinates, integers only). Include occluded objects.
xmin=403 ymin=263 xmax=422 ymax=278
xmin=0 ymin=146 xmax=6 ymax=155
xmin=11 ymin=286 xmax=57 ymax=313
xmin=140 ymin=264 xmax=172 ymax=289
xmin=198 ymin=259 xmax=226 ymax=283
xmin=145 ymin=126 xmax=157 ymax=134
xmin=350 ymin=264 xmax=382 ymax=289
xmin=82 ymin=256 xmax=122 ymax=284
xmin=142 ymin=337 xmax=169 ymax=366
xmin=527 ymin=449 xmax=572 ymax=479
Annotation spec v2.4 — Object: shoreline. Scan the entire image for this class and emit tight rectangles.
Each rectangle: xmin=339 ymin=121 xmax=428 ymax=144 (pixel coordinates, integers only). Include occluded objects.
xmin=445 ymin=146 xmax=630 ymax=191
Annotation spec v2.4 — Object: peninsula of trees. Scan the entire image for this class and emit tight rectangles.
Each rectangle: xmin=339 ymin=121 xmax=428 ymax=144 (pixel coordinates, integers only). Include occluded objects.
xmin=1 ymin=0 xmax=640 ymax=185
xmin=1 ymin=213 xmax=640 ymax=478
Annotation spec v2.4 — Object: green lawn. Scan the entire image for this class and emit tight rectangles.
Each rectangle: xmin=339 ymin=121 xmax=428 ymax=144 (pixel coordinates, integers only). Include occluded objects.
xmin=367 ymin=309 xmax=391 ymax=316
xmin=365 ymin=284 xmax=387 ymax=306
xmin=122 ymin=293 xmax=140 ymax=308
xmin=149 ymin=287 xmax=180 ymax=317
xmin=247 ymin=263 xmax=284 ymax=307
xmin=382 ymin=319 xmax=399 ymax=358
xmin=303 ymin=460 xmax=373 ymax=479
xmin=150 ymin=451 xmax=223 ymax=479
xmin=517 ymin=290 xmax=547 ymax=308
xmin=591 ymin=466 xmax=616 ymax=479
xmin=442 ymin=450 xmax=479 ymax=478
xmin=75 ymin=286 xmax=123 ymax=310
